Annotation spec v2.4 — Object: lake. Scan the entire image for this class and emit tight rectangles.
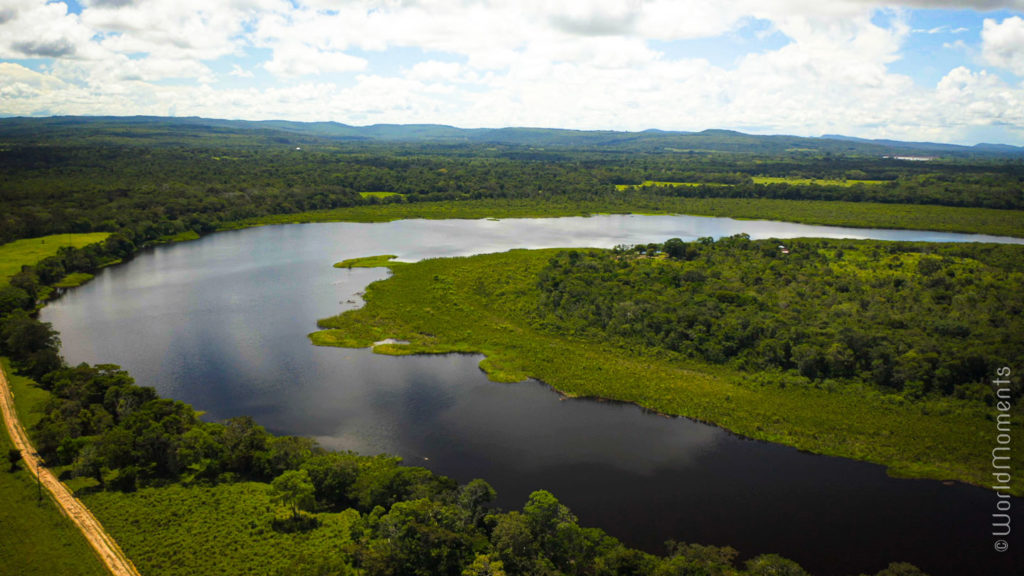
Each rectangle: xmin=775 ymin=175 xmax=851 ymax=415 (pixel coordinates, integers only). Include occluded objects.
xmin=41 ymin=214 xmax=1024 ymax=576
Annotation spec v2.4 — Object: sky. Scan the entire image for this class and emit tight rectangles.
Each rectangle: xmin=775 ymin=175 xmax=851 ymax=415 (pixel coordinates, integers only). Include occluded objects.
xmin=1 ymin=1 xmax=1024 ymax=145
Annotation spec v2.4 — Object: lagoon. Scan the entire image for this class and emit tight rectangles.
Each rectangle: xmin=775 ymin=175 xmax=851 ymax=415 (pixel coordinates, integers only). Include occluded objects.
xmin=42 ymin=214 xmax=1024 ymax=576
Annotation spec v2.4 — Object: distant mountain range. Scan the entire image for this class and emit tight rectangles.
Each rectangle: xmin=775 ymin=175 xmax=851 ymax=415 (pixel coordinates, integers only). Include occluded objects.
xmin=1 ymin=115 xmax=1022 ymax=158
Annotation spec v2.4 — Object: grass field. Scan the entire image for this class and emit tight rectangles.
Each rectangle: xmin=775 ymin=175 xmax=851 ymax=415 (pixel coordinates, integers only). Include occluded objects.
xmin=83 ymin=483 xmax=359 ymax=576
xmin=0 ymin=233 xmax=110 ymax=283
xmin=614 ymin=180 xmax=726 ymax=190
xmin=221 ymin=196 xmax=1024 ymax=238
xmin=0 ymin=360 xmax=109 ymax=576
xmin=311 ymin=249 xmax=1023 ymax=495
xmin=615 ymin=177 xmax=887 ymax=190
xmin=751 ymin=176 xmax=887 ymax=186
xmin=5 ymin=358 xmax=51 ymax=431
xmin=359 ymin=191 xmax=406 ymax=199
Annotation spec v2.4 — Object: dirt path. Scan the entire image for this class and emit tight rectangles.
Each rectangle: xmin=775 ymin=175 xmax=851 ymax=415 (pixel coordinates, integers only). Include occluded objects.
xmin=0 ymin=364 xmax=141 ymax=576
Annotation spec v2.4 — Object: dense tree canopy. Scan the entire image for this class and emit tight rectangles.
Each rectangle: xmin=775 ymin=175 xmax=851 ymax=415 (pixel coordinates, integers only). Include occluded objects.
xmin=536 ymin=237 xmax=1024 ymax=402
xmin=2 ymin=135 xmax=1022 ymax=245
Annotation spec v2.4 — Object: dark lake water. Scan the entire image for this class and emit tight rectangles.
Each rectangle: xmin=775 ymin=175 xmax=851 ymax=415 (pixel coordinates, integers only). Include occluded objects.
xmin=41 ymin=215 xmax=1024 ymax=576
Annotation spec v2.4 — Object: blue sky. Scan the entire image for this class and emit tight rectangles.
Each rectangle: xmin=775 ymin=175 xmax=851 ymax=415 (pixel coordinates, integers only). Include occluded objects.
xmin=1 ymin=0 xmax=1023 ymax=144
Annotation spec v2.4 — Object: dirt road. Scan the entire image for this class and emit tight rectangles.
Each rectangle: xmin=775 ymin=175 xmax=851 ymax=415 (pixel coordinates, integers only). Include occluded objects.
xmin=0 ymin=364 xmax=141 ymax=576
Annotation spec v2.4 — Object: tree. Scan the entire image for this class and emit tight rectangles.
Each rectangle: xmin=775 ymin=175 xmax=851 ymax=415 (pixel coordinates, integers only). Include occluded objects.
xmin=223 ymin=416 xmax=270 ymax=477
xmin=663 ymin=238 xmax=686 ymax=259
xmin=0 ymin=285 xmax=32 ymax=315
xmin=301 ymin=451 xmax=359 ymax=508
xmin=7 ymin=449 xmax=22 ymax=472
xmin=75 ymin=443 xmax=106 ymax=487
xmin=457 ymin=478 xmax=497 ymax=528
xmin=745 ymin=554 xmax=810 ymax=576
xmin=490 ymin=511 xmax=541 ymax=575
xmin=267 ymin=435 xmax=316 ymax=475
xmin=462 ymin=554 xmax=506 ymax=576
xmin=270 ymin=469 xmax=316 ymax=519
xmin=523 ymin=490 xmax=576 ymax=540
xmin=0 ymin=310 xmax=63 ymax=379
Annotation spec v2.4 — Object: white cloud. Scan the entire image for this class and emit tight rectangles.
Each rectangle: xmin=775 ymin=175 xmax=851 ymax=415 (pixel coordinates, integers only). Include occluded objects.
xmin=0 ymin=0 xmax=1023 ymax=144
xmin=230 ymin=64 xmax=254 ymax=78
xmin=0 ymin=62 xmax=67 ymax=105
xmin=982 ymin=16 xmax=1024 ymax=76
xmin=408 ymin=60 xmax=463 ymax=82
xmin=0 ymin=1 xmax=98 ymax=60
xmin=263 ymin=44 xmax=367 ymax=76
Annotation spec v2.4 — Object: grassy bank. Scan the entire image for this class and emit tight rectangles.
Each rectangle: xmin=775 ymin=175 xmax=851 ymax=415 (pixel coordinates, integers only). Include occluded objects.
xmin=0 ymin=360 xmax=109 ymax=576
xmin=0 ymin=232 xmax=110 ymax=283
xmin=220 ymin=196 xmax=1024 ymax=238
xmin=312 ymin=248 xmax=1023 ymax=495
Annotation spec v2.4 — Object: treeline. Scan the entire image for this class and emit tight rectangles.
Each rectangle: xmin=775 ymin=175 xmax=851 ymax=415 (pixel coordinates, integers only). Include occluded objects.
xmin=2 ymin=140 xmax=1023 ymax=244
xmin=642 ymin=172 xmax=1023 ymax=210
xmin=0 ymin=308 xmax=927 ymax=576
xmin=536 ymin=237 xmax=1024 ymax=402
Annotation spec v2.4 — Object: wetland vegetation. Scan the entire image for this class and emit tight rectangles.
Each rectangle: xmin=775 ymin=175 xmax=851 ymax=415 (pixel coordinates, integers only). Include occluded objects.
xmin=313 ymin=238 xmax=1024 ymax=494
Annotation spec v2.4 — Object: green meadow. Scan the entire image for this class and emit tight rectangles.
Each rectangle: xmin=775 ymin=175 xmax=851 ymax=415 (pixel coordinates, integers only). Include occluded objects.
xmin=751 ymin=176 xmax=887 ymax=186
xmin=83 ymin=484 xmax=359 ymax=576
xmin=359 ymin=191 xmax=407 ymax=200
xmin=0 ymin=233 xmax=110 ymax=284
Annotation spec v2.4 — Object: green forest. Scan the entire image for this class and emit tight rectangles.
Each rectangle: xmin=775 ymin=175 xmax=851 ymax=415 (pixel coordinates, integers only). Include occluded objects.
xmin=2 ymin=117 xmax=1024 ymax=245
xmin=536 ymin=237 xmax=1023 ymax=400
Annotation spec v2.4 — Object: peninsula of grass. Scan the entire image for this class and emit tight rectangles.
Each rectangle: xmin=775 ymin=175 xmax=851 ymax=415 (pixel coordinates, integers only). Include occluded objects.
xmin=221 ymin=196 xmax=1024 ymax=238
xmin=0 ymin=233 xmax=111 ymax=283
xmin=312 ymin=243 xmax=1024 ymax=495
xmin=334 ymin=254 xmax=404 ymax=269
xmin=52 ymin=272 xmax=95 ymax=289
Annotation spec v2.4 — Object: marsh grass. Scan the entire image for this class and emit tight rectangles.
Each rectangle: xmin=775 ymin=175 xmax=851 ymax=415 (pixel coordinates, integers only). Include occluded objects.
xmin=313 ymin=249 xmax=1023 ymax=494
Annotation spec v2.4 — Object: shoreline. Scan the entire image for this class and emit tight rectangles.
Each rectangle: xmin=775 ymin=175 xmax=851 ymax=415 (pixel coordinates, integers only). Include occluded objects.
xmin=312 ymin=247 xmax=1024 ymax=496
